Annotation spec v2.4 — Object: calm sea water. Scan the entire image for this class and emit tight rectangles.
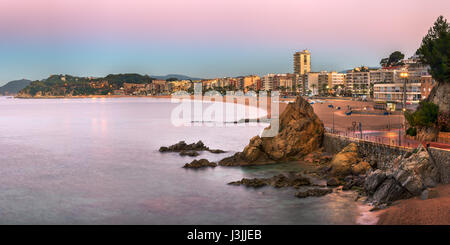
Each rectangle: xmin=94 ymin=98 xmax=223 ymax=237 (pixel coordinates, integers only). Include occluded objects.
xmin=0 ymin=97 xmax=368 ymax=224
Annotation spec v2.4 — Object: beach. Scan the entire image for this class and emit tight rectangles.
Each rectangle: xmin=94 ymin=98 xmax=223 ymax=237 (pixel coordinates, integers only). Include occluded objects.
xmin=376 ymin=184 xmax=450 ymax=225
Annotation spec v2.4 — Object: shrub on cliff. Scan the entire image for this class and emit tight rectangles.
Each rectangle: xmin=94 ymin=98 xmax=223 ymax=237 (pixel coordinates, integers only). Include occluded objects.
xmin=438 ymin=111 xmax=450 ymax=132
xmin=405 ymin=101 xmax=439 ymax=128
xmin=406 ymin=127 xmax=417 ymax=136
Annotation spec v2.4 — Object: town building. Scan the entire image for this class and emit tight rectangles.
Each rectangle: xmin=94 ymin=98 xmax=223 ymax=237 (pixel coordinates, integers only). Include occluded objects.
xmin=345 ymin=67 xmax=371 ymax=97
xmin=306 ymin=72 xmax=319 ymax=95
xmin=262 ymin=74 xmax=276 ymax=91
xmin=420 ymin=75 xmax=436 ymax=100
xmin=293 ymin=50 xmax=311 ymax=75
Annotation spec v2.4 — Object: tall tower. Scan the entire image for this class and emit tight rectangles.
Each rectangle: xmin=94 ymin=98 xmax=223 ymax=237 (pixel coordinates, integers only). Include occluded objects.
xmin=293 ymin=50 xmax=311 ymax=75
xmin=294 ymin=50 xmax=311 ymax=95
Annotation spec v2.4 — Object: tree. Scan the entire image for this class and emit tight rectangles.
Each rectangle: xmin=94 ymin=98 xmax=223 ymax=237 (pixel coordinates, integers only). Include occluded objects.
xmin=416 ymin=15 xmax=450 ymax=84
xmin=166 ymin=77 xmax=178 ymax=82
xmin=380 ymin=51 xmax=405 ymax=67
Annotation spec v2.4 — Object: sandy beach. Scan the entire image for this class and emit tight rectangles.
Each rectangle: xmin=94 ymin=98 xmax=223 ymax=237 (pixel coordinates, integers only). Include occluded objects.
xmin=376 ymin=184 xmax=450 ymax=225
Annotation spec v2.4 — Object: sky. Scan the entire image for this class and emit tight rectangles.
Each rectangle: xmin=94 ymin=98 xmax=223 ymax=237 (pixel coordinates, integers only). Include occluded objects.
xmin=0 ymin=0 xmax=449 ymax=85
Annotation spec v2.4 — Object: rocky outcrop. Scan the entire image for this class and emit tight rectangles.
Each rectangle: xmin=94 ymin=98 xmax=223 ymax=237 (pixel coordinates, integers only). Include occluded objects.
xmin=219 ymin=96 xmax=324 ymax=166
xmin=295 ymin=188 xmax=333 ymax=198
xmin=327 ymin=143 xmax=372 ymax=178
xmin=228 ymin=173 xmax=311 ymax=188
xmin=427 ymin=81 xmax=450 ymax=113
xmin=160 ymin=141 xmax=226 ymax=156
xmin=364 ymin=145 xmax=440 ymax=205
xmin=183 ymin=159 xmax=217 ymax=169
xmin=416 ymin=126 xmax=440 ymax=142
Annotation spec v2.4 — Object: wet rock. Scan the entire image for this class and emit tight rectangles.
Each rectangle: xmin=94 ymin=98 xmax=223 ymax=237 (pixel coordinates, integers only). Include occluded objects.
xmin=228 ymin=178 xmax=267 ymax=188
xmin=183 ymin=159 xmax=217 ymax=169
xmin=295 ymin=188 xmax=333 ymax=198
xmin=366 ymin=145 xmax=441 ymax=204
xmin=326 ymin=177 xmax=340 ymax=186
xmin=371 ymin=178 xmax=411 ymax=204
xmin=160 ymin=140 xmax=227 ymax=155
xmin=209 ymin=149 xmax=226 ymax=154
xmin=219 ymin=96 xmax=324 ymax=166
xmin=364 ymin=170 xmax=387 ymax=194
xmin=228 ymin=173 xmax=312 ymax=189
xmin=179 ymin=150 xmax=200 ymax=157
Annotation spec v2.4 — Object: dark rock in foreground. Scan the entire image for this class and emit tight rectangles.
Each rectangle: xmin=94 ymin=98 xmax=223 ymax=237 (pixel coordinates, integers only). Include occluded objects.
xmin=179 ymin=150 xmax=200 ymax=157
xmin=228 ymin=173 xmax=311 ymax=189
xmin=183 ymin=159 xmax=217 ymax=169
xmin=159 ymin=140 xmax=226 ymax=157
xmin=160 ymin=140 xmax=209 ymax=152
xmin=295 ymin=188 xmax=333 ymax=198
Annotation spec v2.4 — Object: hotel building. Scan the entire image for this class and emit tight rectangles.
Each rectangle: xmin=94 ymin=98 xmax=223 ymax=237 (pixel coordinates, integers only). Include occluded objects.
xmin=293 ymin=50 xmax=311 ymax=75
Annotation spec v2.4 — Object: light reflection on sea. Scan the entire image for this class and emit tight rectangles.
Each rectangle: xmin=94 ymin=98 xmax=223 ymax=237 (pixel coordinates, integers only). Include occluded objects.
xmin=0 ymin=97 xmax=368 ymax=224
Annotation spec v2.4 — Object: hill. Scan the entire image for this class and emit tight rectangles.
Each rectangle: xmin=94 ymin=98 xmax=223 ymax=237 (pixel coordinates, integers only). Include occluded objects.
xmin=0 ymin=79 xmax=31 ymax=95
xmin=151 ymin=74 xmax=204 ymax=81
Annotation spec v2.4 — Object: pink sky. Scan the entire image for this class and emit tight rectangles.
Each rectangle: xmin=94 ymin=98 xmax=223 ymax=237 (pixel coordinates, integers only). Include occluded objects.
xmin=0 ymin=0 xmax=449 ymax=81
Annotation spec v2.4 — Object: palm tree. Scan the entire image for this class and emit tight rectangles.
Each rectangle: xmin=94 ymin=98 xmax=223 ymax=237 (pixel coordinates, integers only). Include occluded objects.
xmin=312 ymin=84 xmax=317 ymax=95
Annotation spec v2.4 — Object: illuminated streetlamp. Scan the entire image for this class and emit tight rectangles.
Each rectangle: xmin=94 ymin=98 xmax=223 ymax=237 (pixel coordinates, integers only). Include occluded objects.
xmin=399 ymin=72 xmax=408 ymax=146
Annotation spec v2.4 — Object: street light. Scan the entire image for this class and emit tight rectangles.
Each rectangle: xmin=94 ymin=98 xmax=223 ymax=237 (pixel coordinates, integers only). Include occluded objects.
xmin=400 ymin=72 xmax=408 ymax=111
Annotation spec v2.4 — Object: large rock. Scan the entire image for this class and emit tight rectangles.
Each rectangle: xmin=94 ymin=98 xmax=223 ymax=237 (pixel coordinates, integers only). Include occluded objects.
xmin=228 ymin=173 xmax=311 ymax=189
xmin=183 ymin=159 xmax=217 ymax=169
xmin=219 ymin=96 xmax=324 ymax=166
xmin=160 ymin=140 xmax=226 ymax=156
xmin=329 ymin=143 xmax=360 ymax=178
xmin=365 ymin=145 xmax=440 ymax=204
xmin=427 ymin=81 xmax=450 ymax=113
xmin=295 ymin=188 xmax=333 ymax=198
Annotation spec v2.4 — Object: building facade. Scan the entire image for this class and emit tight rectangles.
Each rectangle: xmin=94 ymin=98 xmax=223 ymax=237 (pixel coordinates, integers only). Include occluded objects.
xmin=293 ymin=50 xmax=311 ymax=75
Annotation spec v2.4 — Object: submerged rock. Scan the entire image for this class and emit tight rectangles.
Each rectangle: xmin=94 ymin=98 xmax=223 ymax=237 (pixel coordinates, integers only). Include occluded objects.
xmin=219 ymin=96 xmax=324 ymax=166
xmin=228 ymin=173 xmax=312 ymax=189
xmin=183 ymin=159 xmax=217 ymax=169
xmin=179 ymin=150 xmax=200 ymax=157
xmin=295 ymin=188 xmax=333 ymax=198
xmin=160 ymin=140 xmax=226 ymax=156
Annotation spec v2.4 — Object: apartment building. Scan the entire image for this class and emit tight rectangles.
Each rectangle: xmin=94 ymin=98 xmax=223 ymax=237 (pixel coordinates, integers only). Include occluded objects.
xmin=345 ymin=67 xmax=371 ymax=96
xmin=420 ymin=75 xmax=436 ymax=100
xmin=293 ymin=50 xmax=311 ymax=75
xmin=306 ymin=72 xmax=319 ymax=95
xmin=262 ymin=74 xmax=276 ymax=91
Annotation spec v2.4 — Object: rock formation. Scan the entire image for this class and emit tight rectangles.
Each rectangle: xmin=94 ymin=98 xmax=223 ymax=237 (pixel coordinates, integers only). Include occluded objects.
xmin=219 ymin=96 xmax=324 ymax=166
xmin=295 ymin=188 xmax=333 ymax=198
xmin=327 ymin=143 xmax=372 ymax=179
xmin=183 ymin=159 xmax=217 ymax=169
xmin=228 ymin=173 xmax=312 ymax=188
xmin=364 ymin=144 xmax=440 ymax=205
xmin=159 ymin=140 xmax=226 ymax=157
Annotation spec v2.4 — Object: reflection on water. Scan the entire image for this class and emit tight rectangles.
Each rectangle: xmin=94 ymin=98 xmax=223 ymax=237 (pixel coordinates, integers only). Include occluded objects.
xmin=0 ymin=97 xmax=364 ymax=224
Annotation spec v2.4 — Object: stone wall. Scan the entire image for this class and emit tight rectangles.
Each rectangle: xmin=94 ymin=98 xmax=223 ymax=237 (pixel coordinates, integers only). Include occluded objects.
xmin=323 ymin=133 xmax=450 ymax=183
xmin=428 ymin=147 xmax=450 ymax=183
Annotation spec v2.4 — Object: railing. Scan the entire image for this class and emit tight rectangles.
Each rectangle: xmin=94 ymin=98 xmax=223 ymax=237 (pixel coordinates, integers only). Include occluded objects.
xmin=325 ymin=128 xmax=419 ymax=149
xmin=325 ymin=127 xmax=450 ymax=150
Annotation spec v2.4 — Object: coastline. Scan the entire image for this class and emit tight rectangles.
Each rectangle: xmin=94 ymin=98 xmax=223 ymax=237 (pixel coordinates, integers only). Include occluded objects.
xmin=9 ymin=95 xmax=447 ymax=225
xmin=13 ymin=94 xmax=291 ymax=119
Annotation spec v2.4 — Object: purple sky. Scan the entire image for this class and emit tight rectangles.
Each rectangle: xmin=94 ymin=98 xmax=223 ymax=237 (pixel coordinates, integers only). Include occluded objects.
xmin=0 ymin=0 xmax=449 ymax=84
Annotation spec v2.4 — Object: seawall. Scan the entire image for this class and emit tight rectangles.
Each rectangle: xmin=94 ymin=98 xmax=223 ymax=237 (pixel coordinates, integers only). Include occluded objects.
xmin=323 ymin=133 xmax=450 ymax=184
